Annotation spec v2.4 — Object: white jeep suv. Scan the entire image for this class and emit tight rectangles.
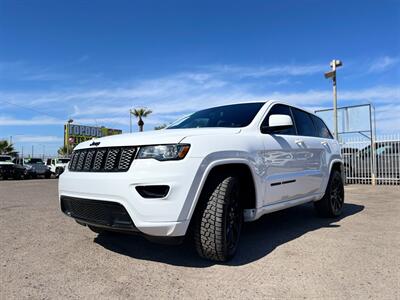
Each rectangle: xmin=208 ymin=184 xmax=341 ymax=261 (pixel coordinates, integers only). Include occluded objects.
xmin=59 ymin=101 xmax=344 ymax=261
xmin=46 ymin=157 xmax=71 ymax=177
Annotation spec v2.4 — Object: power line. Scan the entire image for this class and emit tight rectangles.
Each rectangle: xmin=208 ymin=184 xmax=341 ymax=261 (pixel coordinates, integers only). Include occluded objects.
xmin=2 ymin=99 xmax=105 ymax=127
xmin=1 ymin=99 xmax=60 ymax=119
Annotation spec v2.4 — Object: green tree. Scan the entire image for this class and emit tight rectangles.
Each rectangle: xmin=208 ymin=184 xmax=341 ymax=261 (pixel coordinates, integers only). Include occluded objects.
xmin=0 ymin=140 xmax=17 ymax=156
xmin=132 ymin=108 xmax=152 ymax=132
xmin=154 ymin=124 xmax=167 ymax=130
xmin=58 ymin=145 xmax=69 ymax=156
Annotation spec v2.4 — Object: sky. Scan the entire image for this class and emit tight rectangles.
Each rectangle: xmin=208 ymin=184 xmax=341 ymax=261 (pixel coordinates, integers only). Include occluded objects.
xmin=0 ymin=0 xmax=399 ymax=156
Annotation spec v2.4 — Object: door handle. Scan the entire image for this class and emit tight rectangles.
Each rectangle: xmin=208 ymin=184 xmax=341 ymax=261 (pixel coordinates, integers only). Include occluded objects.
xmin=321 ymin=141 xmax=328 ymax=146
xmin=295 ymin=139 xmax=304 ymax=145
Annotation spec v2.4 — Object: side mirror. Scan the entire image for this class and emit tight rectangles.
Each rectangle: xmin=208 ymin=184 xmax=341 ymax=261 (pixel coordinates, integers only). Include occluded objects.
xmin=261 ymin=114 xmax=293 ymax=134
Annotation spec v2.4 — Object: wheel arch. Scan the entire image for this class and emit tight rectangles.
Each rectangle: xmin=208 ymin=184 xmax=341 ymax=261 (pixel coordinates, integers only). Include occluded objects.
xmin=184 ymin=159 xmax=259 ymax=226
xmin=329 ymin=159 xmax=345 ymax=185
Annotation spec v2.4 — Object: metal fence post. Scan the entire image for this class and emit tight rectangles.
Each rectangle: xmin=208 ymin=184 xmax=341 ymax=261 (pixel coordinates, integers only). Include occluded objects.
xmin=369 ymin=105 xmax=376 ymax=186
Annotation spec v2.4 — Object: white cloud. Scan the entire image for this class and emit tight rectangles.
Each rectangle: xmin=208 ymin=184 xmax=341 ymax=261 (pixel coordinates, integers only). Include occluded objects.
xmin=204 ymin=63 xmax=326 ymax=78
xmin=1 ymin=63 xmax=399 ymax=135
xmin=368 ymin=56 xmax=399 ymax=73
xmin=0 ymin=116 xmax=64 ymax=126
xmin=13 ymin=135 xmax=62 ymax=143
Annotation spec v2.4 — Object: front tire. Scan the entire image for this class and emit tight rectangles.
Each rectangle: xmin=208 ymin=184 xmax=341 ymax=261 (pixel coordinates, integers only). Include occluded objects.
xmin=88 ymin=225 xmax=105 ymax=234
xmin=314 ymin=170 xmax=345 ymax=217
xmin=194 ymin=175 xmax=243 ymax=262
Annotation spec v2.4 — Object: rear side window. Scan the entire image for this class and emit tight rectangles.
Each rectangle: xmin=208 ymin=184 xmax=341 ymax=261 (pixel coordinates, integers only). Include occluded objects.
xmin=310 ymin=115 xmax=333 ymax=139
xmin=291 ymin=108 xmax=316 ymax=137
xmin=261 ymin=104 xmax=296 ymax=135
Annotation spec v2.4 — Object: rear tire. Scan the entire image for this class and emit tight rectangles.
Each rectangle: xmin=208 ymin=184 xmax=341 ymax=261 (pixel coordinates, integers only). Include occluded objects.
xmin=55 ymin=168 xmax=63 ymax=178
xmin=314 ymin=170 xmax=345 ymax=217
xmin=194 ymin=175 xmax=243 ymax=262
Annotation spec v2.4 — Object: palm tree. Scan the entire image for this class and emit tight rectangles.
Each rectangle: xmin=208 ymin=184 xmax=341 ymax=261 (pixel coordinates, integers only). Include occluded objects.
xmin=154 ymin=124 xmax=167 ymax=130
xmin=131 ymin=108 xmax=152 ymax=132
xmin=58 ymin=146 xmax=68 ymax=156
xmin=0 ymin=140 xmax=17 ymax=156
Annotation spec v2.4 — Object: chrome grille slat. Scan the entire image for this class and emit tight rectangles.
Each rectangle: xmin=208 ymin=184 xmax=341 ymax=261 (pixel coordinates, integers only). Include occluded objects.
xmin=83 ymin=150 xmax=95 ymax=171
xmin=93 ymin=149 xmax=106 ymax=171
xmin=68 ymin=147 xmax=136 ymax=172
xmin=105 ymin=148 xmax=120 ymax=171
xmin=70 ymin=152 xmax=79 ymax=170
xmin=118 ymin=148 xmax=135 ymax=170
xmin=76 ymin=150 xmax=87 ymax=170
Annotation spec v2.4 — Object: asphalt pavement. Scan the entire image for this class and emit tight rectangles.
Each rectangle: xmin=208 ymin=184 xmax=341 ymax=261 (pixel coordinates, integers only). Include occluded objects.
xmin=1 ymin=179 xmax=399 ymax=299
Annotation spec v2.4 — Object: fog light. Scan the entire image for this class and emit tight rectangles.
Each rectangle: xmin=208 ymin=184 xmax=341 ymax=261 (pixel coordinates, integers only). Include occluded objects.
xmin=136 ymin=185 xmax=170 ymax=198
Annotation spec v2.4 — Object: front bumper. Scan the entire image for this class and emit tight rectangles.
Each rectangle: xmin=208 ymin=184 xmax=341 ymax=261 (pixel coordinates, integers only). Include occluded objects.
xmin=59 ymin=157 xmax=203 ymax=237
xmin=0 ymin=167 xmax=14 ymax=177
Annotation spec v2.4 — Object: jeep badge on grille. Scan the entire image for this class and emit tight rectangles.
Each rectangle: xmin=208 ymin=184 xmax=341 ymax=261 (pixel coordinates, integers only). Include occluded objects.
xmin=90 ymin=141 xmax=100 ymax=146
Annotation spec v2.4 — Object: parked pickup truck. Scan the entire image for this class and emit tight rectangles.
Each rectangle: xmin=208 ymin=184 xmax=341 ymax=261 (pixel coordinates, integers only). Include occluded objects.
xmin=59 ymin=100 xmax=344 ymax=261
xmin=14 ymin=157 xmax=52 ymax=179
xmin=0 ymin=155 xmax=28 ymax=180
xmin=46 ymin=158 xmax=71 ymax=177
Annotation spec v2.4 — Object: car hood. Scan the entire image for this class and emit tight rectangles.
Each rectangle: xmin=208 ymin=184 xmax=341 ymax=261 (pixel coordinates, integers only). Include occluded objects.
xmin=74 ymin=128 xmax=241 ymax=150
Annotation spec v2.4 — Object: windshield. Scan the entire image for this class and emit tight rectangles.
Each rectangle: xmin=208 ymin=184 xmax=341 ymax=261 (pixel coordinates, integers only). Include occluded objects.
xmin=0 ymin=156 xmax=12 ymax=162
xmin=27 ymin=158 xmax=44 ymax=164
xmin=167 ymin=102 xmax=264 ymax=129
xmin=58 ymin=158 xmax=70 ymax=163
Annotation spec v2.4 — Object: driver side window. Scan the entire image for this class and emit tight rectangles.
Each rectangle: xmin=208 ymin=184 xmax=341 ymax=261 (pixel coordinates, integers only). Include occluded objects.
xmin=261 ymin=104 xmax=296 ymax=135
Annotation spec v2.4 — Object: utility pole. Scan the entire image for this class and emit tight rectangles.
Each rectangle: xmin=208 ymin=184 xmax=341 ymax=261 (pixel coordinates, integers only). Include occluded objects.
xmin=324 ymin=59 xmax=343 ymax=140
xmin=31 ymin=145 xmax=34 ymax=158
xmin=129 ymin=109 xmax=133 ymax=133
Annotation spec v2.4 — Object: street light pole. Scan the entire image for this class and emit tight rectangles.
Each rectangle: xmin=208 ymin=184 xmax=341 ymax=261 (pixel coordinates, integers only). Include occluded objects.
xmin=332 ymin=70 xmax=338 ymax=140
xmin=325 ymin=59 xmax=343 ymax=140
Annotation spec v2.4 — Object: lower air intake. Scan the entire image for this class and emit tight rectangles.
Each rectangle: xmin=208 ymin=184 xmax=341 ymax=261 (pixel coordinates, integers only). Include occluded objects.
xmin=60 ymin=196 xmax=136 ymax=230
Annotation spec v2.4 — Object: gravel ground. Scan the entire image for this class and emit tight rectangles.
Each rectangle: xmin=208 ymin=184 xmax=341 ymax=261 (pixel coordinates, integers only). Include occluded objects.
xmin=1 ymin=179 xmax=399 ymax=299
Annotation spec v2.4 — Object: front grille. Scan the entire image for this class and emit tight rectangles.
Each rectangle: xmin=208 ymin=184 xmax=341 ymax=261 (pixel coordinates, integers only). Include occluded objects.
xmin=61 ymin=196 xmax=136 ymax=230
xmin=68 ymin=147 xmax=136 ymax=172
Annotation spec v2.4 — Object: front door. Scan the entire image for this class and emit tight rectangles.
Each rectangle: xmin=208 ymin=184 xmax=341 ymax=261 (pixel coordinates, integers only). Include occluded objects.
xmin=260 ymin=104 xmax=307 ymax=205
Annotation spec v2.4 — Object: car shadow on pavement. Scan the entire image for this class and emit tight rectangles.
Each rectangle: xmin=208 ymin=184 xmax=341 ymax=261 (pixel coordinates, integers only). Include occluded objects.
xmin=94 ymin=202 xmax=364 ymax=267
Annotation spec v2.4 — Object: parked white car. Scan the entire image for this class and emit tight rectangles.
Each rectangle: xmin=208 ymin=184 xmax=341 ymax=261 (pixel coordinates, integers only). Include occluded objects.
xmin=59 ymin=101 xmax=344 ymax=261
xmin=46 ymin=158 xmax=71 ymax=177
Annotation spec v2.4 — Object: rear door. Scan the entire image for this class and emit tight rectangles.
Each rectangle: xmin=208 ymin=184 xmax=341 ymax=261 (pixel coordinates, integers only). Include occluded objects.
xmin=309 ymin=113 xmax=336 ymax=191
xmin=290 ymin=108 xmax=326 ymax=197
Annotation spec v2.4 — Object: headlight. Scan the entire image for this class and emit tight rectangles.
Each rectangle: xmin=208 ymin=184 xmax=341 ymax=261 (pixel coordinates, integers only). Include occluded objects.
xmin=25 ymin=165 xmax=33 ymax=170
xmin=137 ymin=144 xmax=190 ymax=161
